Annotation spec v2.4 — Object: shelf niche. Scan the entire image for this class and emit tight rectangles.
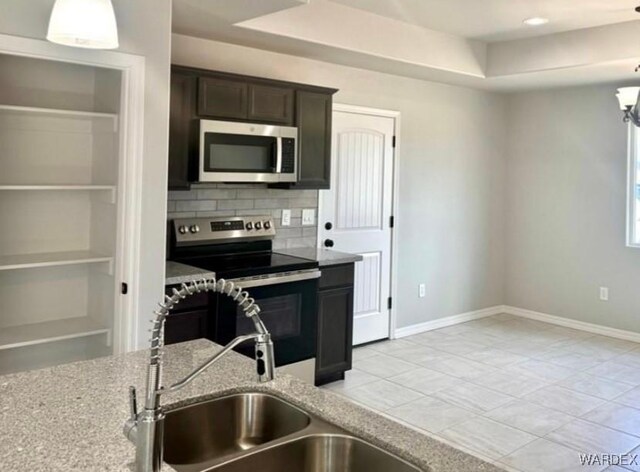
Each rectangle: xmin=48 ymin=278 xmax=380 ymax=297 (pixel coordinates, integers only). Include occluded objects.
xmin=0 ymin=52 xmax=123 ymax=374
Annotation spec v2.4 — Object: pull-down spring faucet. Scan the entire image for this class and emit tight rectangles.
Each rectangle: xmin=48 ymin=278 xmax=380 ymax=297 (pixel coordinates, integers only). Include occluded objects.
xmin=123 ymin=277 xmax=275 ymax=472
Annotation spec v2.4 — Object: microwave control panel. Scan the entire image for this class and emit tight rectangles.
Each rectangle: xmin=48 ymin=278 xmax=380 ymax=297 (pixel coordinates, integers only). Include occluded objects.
xmin=281 ymin=138 xmax=296 ymax=174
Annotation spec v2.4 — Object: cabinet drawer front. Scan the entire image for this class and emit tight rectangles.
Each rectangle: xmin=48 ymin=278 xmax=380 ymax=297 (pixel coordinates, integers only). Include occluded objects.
xmin=198 ymin=77 xmax=248 ymax=119
xmin=248 ymin=84 xmax=294 ymax=125
xmin=164 ymin=285 xmax=209 ymax=311
xmin=319 ymin=264 xmax=355 ymax=289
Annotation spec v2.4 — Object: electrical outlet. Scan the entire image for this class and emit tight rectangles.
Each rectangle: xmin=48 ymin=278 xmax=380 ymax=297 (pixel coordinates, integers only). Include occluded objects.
xmin=599 ymin=287 xmax=609 ymax=301
xmin=419 ymin=283 xmax=426 ymax=298
xmin=281 ymin=209 xmax=291 ymax=226
xmin=302 ymin=209 xmax=315 ymax=226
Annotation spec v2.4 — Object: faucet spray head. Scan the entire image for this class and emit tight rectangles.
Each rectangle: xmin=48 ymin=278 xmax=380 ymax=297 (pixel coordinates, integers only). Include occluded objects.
xmin=255 ymin=335 xmax=275 ymax=382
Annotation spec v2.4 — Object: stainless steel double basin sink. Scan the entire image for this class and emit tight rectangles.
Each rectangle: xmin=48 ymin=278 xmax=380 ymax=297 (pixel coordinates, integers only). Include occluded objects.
xmin=163 ymin=392 xmax=423 ymax=472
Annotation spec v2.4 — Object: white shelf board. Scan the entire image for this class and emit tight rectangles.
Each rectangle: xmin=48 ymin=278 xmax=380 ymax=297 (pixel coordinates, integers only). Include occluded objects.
xmin=0 ymin=316 xmax=110 ymax=351
xmin=0 ymin=185 xmax=115 ymax=191
xmin=0 ymin=250 xmax=113 ymax=271
xmin=0 ymin=104 xmax=117 ymax=120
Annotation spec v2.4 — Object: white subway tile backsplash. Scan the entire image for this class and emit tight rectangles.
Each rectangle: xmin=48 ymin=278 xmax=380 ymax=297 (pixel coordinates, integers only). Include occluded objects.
xmin=176 ymin=200 xmax=217 ymax=212
xmin=290 ymin=198 xmax=318 ymax=208
xmin=195 ymin=210 xmax=236 ymax=218
xmin=168 ymin=186 xmax=319 ymax=248
xmin=196 ymin=189 xmax=237 ymax=200
xmin=302 ymin=227 xmax=317 ymax=238
xmin=276 ymin=228 xmax=303 ymax=239
xmin=254 ymin=198 xmax=290 ymax=209
xmin=217 ymin=199 xmax=254 ymax=210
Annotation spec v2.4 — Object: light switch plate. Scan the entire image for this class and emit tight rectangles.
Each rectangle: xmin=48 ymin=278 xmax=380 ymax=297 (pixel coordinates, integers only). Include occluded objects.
xmin=302 ymin=209 xmax=315 ymax=226
xmin=281 ymin=209 xmax=291 ymax=226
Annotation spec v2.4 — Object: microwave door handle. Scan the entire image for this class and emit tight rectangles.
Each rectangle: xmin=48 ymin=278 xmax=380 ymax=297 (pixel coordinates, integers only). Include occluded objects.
xmin=275 ymin=137 xmax=283 ymax=173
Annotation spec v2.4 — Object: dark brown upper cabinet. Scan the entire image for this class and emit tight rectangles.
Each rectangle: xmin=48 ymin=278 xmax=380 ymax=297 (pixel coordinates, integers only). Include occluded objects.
xmin=198 ymin=77 xmax=248 ymax=120
xmin=291 ymin=91 xmax=333 ymax=189
xmin=168 ymin=72 xmax=197 ymax=190
xmin=198 ymin=78 xmax=294 ymax=125
xmin=168 ymin=65 xmax=338 ymax=190
xmin=248 ymin=84 xmax=294 ymax=125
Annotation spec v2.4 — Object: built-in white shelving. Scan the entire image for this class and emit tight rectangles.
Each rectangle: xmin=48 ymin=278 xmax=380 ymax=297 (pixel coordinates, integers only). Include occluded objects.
xmin=0 ymin=104 xmax=117 ymax=120
xmin=0 ymin=316 xmax=110 ymax=351
xmin=0 ymin=185 xmax=116 ymax=191
xmin=0 ymin=52 xmax=122 ymax=374
xmin=0 ymin=250 xmax=113 ymax=271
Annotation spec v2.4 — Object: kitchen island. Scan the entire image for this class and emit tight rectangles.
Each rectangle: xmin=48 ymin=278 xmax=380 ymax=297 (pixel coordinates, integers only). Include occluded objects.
xmin=0 ymin=339 xmax=504 ymax=472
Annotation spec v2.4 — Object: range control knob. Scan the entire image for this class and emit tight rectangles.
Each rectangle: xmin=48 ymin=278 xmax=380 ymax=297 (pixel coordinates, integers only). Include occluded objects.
xmin=255 ymin=221 xmax=263 ymax=230
xmin=246 ymin=222 xmax=253 ymax=230
xmin=264 ymin=221 xmax=272 ymax=230
xmin=178 ymin=225 xmax=188 ymax=235
xmin=189 ymin=225 xmax=200 ymax=234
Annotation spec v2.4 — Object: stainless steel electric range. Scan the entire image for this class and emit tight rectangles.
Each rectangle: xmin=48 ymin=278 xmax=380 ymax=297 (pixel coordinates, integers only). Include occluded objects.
xmin=169 ymin=216 xmax=320 ymax=383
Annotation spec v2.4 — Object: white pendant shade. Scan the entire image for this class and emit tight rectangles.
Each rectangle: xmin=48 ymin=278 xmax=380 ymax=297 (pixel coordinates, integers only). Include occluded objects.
xmin=47 ymin=0 xmax=119 ymax=49
xmin=616 ymin=87 xmax=640 ymax=110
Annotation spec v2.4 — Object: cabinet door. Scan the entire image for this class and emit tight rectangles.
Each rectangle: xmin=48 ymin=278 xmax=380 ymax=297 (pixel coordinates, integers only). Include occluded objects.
xmin=168 ymin=73 xmax=196 ymax=189
xmin=316 ymin=286 xmax=354 ymax=380
xmin=295 ymin=91 xmax=332 ymax=189
xmin=198 ymin=77 xmax=248 ymax=119
xmin=164 ymin=309 xmax=209 ymax=345
xmin=248 ymin=84 xmax=294 ymax=125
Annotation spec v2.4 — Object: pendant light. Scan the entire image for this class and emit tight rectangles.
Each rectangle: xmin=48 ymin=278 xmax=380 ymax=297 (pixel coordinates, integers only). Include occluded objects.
xmin=47 ymin=0 xmax=119 ymax=49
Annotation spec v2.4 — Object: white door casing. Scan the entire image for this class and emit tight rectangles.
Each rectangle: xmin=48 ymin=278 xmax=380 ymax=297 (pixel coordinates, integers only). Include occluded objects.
xmin=319 ymin=106 xmax=396 ymax=345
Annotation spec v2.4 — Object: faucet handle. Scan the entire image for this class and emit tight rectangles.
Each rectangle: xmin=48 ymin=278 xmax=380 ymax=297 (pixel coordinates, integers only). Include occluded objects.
xmin=128 ymin=386 xmax=138 ymax=421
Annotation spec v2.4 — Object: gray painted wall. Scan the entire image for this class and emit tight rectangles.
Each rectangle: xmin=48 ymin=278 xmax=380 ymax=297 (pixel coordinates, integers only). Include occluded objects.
xmin=168 ymin=185 xmax=318 ymax=249
xmin=505 ymin=84 xmax=640 ymax=332
xmin=0 ymin=0 xmax=172 ymax=347
xmin=172 ymin=34 xmax=507 ymax=329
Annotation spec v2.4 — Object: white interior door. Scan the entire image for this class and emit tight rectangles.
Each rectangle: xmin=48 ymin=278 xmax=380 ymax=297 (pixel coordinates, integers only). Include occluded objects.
xmin=319 ymin=108 xmax=395 ymax=345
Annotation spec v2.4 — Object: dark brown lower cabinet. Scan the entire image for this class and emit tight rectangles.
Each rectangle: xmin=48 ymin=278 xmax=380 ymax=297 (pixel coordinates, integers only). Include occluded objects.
xmin=315 ymin=264 xmax=355 ymax=386
xmin=164 ymin=285 xmax=210 ymax=345
xmin=164 ymin=309 xmax=209 ymax=345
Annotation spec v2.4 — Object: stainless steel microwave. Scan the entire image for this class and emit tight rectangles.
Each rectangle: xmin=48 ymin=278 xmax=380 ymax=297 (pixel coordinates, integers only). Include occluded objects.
xmin=199 ymin=119 xmax=298 ymax=183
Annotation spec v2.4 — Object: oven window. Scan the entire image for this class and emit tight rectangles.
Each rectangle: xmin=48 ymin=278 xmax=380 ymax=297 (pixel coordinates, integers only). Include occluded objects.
xmin=236 ymin=294 xmax=301 ymax=340
xmin=204 ymin=133 xmax=276 ymax=173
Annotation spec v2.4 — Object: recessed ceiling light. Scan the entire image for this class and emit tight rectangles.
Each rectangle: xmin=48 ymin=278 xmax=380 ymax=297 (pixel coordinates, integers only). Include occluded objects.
xmin=523 ymin=17 xmax=549 ymax=26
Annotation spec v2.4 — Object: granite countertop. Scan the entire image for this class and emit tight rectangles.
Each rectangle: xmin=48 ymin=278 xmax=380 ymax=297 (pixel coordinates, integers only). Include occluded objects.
xmin=0 ymin=339 xmax=504 ymax=472
xmin=165 ymin=261 xmax=215 ymax=285
xmin=276 ymin=247 xmax=363 ymax=266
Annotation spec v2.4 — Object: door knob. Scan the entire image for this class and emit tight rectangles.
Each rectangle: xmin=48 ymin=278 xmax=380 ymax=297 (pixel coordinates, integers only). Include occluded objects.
xmin=324 ymin=239 xmax=334 ymax=248
xmin=324 ymin=222 xmax=333 ymax=230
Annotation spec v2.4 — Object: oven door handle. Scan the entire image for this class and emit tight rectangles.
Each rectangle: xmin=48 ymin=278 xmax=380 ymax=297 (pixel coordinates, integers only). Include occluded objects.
xmin=229 ymin=269 xmax=320 ymax=289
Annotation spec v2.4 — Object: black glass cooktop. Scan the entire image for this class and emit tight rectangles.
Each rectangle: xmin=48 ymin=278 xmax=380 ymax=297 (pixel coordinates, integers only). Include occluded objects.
xmin=174 ymin=251 xmax=317 ymax=279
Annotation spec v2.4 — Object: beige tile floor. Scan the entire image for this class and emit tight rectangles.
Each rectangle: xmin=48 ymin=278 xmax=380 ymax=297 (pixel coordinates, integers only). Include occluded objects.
xmin=322 ymin=314 xmax=640 ymax=472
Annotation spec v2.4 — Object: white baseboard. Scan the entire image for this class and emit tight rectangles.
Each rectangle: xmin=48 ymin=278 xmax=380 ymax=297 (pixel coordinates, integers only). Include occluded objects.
xmin=394 ymin=306 xmax=504 ymax=338
xmin=503 ymin=305 xmax=640 ymax=343
xmin=394 ymin=304 xmax=640 ymax=344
